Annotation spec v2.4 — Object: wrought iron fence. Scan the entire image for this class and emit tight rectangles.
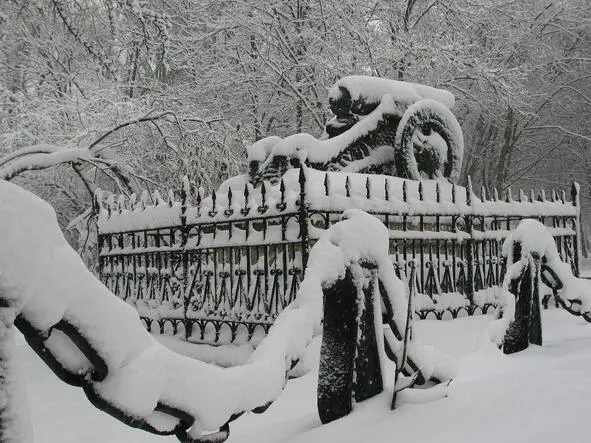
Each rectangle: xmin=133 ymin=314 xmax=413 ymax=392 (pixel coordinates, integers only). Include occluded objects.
xmin=97 ymin=167 xmax=580 ymax=343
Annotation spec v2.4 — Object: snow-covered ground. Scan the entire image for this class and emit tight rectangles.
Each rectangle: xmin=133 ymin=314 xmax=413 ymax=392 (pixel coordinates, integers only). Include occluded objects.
xmin=18 ymin=308 xmax=591 ymax=443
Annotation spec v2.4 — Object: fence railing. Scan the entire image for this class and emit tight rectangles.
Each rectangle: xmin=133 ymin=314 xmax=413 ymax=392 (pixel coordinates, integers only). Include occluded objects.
xmin=96 ymin=166 xmax=580 ymax=344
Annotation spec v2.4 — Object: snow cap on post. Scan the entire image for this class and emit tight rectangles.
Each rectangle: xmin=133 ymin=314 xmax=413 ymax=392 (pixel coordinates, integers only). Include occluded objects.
xmin=153 ymin=190 xmax=165 ymax=206
xmin=506 ymin=188 xmax=513 ymax=203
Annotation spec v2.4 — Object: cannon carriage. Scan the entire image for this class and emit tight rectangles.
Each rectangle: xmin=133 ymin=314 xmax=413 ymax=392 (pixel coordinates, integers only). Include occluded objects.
xmin=248 ymin=75 xmax=464 ymax=187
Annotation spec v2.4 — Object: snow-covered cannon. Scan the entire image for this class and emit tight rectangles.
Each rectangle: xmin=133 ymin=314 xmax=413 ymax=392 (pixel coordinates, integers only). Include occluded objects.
xmin=248 ymin=76 xmax=464 ymax=186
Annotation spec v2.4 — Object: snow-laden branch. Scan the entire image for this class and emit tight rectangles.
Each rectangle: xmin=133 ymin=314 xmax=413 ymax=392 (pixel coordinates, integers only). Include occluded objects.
xmin=0 ymin=111 xmax=227 ymax=183
xmin=0 ymin=144 xmax=65 ymax=169
xmin=0 ymin=148 xmax=91 ymax=181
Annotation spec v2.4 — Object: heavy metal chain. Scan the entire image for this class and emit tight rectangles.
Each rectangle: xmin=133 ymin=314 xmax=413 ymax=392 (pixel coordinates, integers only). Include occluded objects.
xmin=13 ymin=315 xmax=275 ymax=442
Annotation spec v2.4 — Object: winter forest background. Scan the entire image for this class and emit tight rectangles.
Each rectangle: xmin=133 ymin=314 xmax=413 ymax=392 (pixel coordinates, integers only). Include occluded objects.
xmin=1 ymin=0 xmax=590 ymax=264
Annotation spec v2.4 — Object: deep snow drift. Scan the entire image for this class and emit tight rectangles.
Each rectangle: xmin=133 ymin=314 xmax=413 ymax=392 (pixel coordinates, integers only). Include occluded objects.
xmin=17 ymin=308 xmax=591 ymax=443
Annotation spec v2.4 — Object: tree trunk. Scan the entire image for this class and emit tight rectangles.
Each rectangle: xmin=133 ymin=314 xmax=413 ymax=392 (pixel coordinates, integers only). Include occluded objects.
xmin=495 ymin=106 xmax=517 ymax=189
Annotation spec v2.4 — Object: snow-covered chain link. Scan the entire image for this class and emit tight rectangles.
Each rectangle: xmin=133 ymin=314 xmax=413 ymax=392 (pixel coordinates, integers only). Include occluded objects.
xmin=13 ymin=315 xmax=271 ymax=442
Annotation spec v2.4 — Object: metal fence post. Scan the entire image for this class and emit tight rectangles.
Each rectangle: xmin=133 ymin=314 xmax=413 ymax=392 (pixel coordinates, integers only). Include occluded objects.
xmin=466 ymin=177 xmax=475 ymax=306
xmin=503 ymin=244 xmax=542 ymax=354
xmin=572 ymin=182 xmax=581 ymax=277
xmin=180 ymin=178 xmax=190 ymax=341
xmin=298 ymin=166 xmax=310 ymax=275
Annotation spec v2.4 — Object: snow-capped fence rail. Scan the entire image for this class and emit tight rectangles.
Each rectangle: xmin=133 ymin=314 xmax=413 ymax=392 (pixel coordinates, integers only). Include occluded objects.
xmin=96 ymin=166 xmax=580 ymax=344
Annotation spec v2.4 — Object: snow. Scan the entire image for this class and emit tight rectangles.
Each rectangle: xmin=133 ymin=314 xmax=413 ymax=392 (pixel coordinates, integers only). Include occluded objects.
xmin=16 ymin=309 xmax=591 ymax=442
xmin=328 ymin=76 xmax=456 ymax=109
xmin=97 ymin=192 xmax=182 ymax=234
xmin=256 ymin=94 xmax=400 ymax=167
xmin=0 ymin=146 xmax=92 ymax=181
xmin=2 ymin=179 xmax=306 ymax=432
xmin=487 ymin=219 xmax=590 ymax=345
xmin=3 ymin=179 xmax=589 ymax=442
xmin=97 ymin=164 xmax=577 ymax=236
xmin=339 ymin=145 xmax=395 ymax=173
xmin=284 ymin=167 xmax=471 ymax=214
xmin=501 ymin=218 xmax=562 ymax=261
xmin=246 ymin=137 xmax=283 ymax=162
xmin=2 ymin=180 xmax=453 ymax=437
xmin=0 ymin=327 xmax=32 ymax=443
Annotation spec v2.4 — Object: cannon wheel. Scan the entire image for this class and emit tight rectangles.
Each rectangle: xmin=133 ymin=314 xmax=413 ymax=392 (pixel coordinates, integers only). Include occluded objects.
xmin=394 ymin=99 xmax=464 ymax=183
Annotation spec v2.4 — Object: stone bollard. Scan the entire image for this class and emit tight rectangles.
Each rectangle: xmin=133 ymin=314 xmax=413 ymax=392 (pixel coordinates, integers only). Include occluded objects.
xmin=502 ymin=242 xmax=543 ymax=354
xmin=317 ymin=261 xmax=384 ymax=424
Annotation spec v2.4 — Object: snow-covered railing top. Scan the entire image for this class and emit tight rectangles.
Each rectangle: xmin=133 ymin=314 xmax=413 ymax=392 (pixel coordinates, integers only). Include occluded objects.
xmin=95 ymin=167 xmax=580 ymax=338
xmin=96 ymin=167 xmax=579 ymax=235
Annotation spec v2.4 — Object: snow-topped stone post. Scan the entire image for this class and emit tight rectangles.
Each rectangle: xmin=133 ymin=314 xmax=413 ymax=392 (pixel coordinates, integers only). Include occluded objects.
xmin=317 ymin=260 xmax=384 ymax=424
xmin=501 ymin=240 xmax=543 ymax=355
xmin=492 ymin=220 xmax=548 ymax=354
xmin=316 ymin=210 xmax=457 ymax=421
xmin=489 ymin=219 xmax=591 ymax=354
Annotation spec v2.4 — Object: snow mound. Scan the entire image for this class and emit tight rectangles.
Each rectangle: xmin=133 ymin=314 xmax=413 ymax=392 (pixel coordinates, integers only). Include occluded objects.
xmin=252 ymin=94 xmax=400 ymax=166
xmin=487 ymin=219 xmax=590 ymax=346
xmin=329 ymin=76 xmax=455 ymax=109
